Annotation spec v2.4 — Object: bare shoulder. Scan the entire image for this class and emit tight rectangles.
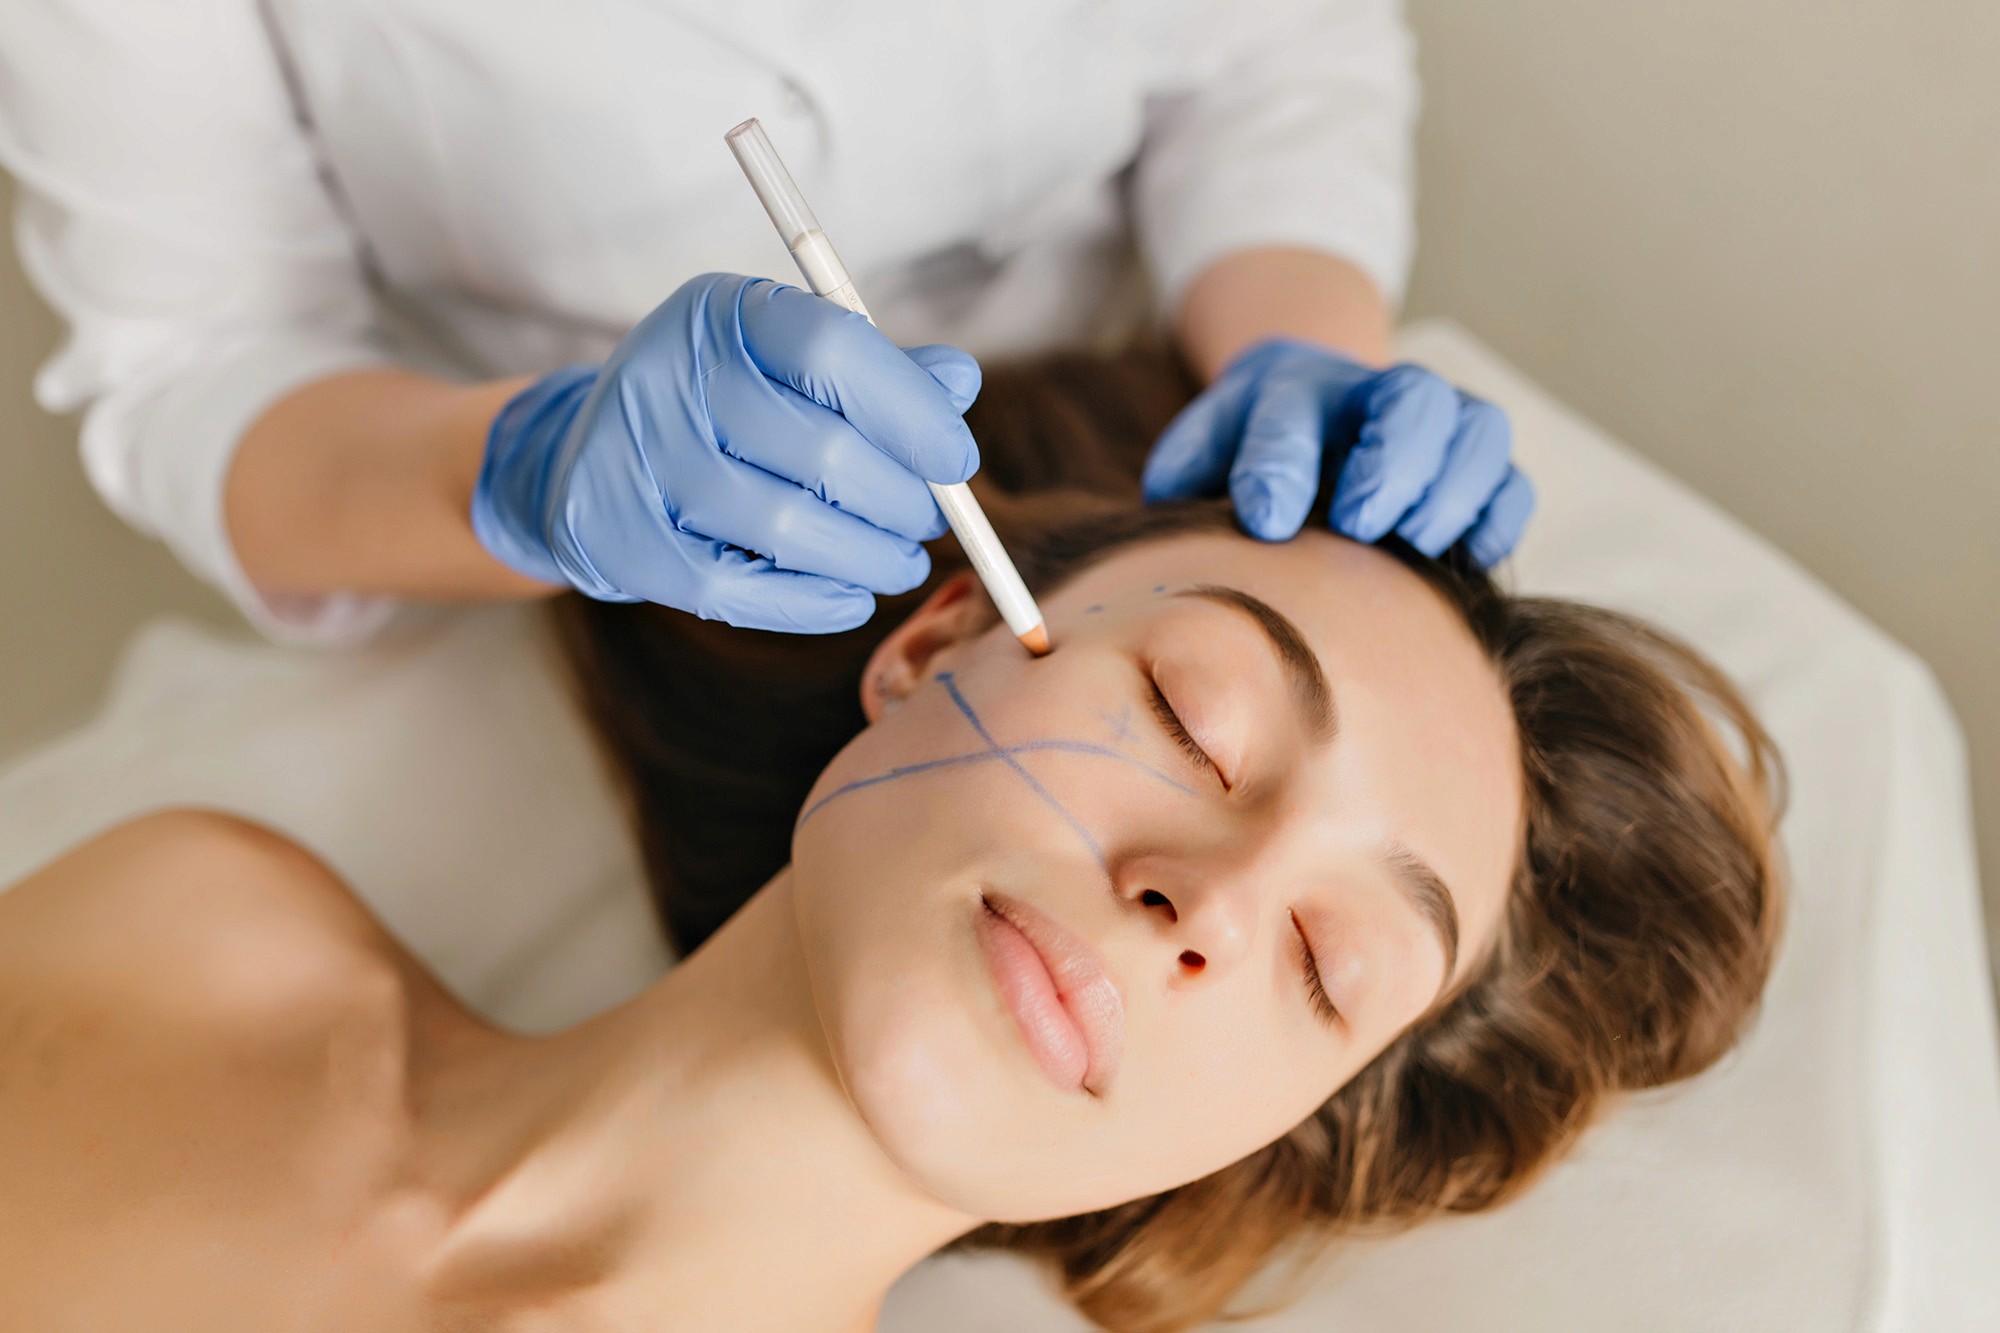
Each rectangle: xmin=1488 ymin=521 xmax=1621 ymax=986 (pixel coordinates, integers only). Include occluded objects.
xmin=0 ymin=812 xmax=454 ymax=1326
xmin=0 ymin=808 xmax=407 ymax=1026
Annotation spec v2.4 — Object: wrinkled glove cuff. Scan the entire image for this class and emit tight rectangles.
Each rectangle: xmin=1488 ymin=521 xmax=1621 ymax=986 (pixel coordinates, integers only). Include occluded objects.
xmin=470 ymin=363 xmax=601 ymax=589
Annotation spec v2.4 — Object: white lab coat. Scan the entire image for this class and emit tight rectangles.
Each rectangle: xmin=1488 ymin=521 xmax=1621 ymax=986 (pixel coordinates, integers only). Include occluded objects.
xmin=0 ymin=0 xmax=1416 ymax=645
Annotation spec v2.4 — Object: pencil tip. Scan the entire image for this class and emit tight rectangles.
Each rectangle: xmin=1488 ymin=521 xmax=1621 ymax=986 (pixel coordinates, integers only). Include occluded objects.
xmin=1019 ymin=624 xmax=1051 ymax=656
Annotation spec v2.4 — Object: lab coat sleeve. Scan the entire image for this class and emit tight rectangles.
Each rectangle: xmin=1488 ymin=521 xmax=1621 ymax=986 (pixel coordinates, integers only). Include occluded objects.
xmin=1132 ymin=0 xmax=1418 ymax=323
xmin=0 ymin=0 xmax=398 ymax=645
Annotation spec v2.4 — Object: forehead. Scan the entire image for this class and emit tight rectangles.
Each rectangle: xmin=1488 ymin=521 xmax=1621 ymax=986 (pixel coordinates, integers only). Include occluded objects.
xmin=1044 ymin=531 xmax=1523 ymax=961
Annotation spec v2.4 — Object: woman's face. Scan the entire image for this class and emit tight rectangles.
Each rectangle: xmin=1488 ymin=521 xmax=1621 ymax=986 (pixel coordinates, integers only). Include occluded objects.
xmin=790 ymin=530 xmax=1521 ymax=1223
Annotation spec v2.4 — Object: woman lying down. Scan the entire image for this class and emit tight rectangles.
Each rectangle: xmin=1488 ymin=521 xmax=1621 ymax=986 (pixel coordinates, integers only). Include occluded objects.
xmin=0 ymin=349 xmax=1784 ymax=1332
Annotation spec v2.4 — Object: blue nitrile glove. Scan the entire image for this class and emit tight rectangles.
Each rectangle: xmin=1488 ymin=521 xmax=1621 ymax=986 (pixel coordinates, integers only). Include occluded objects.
xmin=472 ymin=271 xmax=982 ymax=633
xmin=1141 ymin=338 xmax=1535 ymax=566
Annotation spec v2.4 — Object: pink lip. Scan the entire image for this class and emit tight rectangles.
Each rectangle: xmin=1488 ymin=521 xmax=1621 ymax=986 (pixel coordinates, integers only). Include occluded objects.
xmin=975 ymin=891 xmax=1125 ymax=1096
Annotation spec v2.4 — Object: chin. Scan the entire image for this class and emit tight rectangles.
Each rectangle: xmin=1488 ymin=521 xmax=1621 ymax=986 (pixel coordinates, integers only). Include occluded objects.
xmin=796 ymin=871 xmax=1050 ymax=1221
xmin=838 ymin=1003 xmax=1109 ymax=1225
xmin=835 ymin=976 xmax=1013 ymax=1211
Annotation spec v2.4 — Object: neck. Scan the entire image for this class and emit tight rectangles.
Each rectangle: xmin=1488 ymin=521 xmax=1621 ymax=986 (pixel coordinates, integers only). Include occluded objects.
xmin=408 ymin=868 xmax=982 ymax=1330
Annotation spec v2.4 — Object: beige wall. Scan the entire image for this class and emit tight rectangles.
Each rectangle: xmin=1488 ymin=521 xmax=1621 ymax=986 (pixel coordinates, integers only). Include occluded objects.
xmin=0 ymin=3 xmax=1992 ymax=940
xmin=1403 ymin=1 xmax=1998 ymax=944
xmin=0 ymin=173 xmax=233 ymax=757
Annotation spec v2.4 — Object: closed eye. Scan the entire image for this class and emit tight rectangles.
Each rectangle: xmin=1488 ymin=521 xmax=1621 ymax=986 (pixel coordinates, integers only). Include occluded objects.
xmin=1146 ymin=674 xmax=1221 ymax=784
xmin=1291 ymin=910 xmax=1341 ymax=1029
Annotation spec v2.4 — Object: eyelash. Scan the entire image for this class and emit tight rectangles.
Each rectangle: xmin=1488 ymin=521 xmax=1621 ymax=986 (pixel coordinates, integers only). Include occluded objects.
xmin=1146 ymin=675 xmax=1219 ymax=778
xmin=1292 ymin=915 xmax=1342 ymax=1029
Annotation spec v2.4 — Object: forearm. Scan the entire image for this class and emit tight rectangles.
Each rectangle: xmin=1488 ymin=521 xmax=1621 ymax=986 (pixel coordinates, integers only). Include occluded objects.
xmin=1173 ymin=246 xmax=1395 ymax=382
xmin=226 ymin=367 xmax=552 ymax=600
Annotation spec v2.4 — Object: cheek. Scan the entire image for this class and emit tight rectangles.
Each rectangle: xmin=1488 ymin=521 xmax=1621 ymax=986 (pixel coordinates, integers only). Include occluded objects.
xmin=1111 ymin=989 xmax=1356 ymax=1188
xmin=798 ymin=647 xmax=1162 ymax=879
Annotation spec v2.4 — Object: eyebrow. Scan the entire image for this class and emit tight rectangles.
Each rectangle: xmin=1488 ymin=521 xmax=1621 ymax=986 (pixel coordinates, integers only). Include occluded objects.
xmin=1385 ymin=842 xmax=1462 ymax=994
xmin=1171 ymin=584 xmax=1461 ymax=993
xmin=1173 ymin=585 xmax=1336 ymax=744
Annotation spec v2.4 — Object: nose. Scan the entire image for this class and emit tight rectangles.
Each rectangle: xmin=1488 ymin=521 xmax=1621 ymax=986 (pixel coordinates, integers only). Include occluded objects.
xmin=1112 ymin=848 xmax=1267 ymax=980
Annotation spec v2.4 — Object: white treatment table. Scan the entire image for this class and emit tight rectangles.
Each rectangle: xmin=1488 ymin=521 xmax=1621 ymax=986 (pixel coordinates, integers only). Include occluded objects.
xmin=2 ymin=322 xmax=1994 ymax=1330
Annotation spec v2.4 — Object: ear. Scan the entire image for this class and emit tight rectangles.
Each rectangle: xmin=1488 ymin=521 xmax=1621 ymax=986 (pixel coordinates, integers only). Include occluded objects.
xmin=860 ymin=572 xmax=994 ymax=722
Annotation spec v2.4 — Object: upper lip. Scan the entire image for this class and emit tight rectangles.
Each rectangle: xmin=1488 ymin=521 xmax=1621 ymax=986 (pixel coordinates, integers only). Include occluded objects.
xmin=983 ymin=890 xmax=1126 ymax=1095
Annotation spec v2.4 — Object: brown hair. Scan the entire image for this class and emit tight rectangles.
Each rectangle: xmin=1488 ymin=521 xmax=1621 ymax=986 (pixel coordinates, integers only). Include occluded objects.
xmin=554 ymin=346 xmax=1785 ymax=1332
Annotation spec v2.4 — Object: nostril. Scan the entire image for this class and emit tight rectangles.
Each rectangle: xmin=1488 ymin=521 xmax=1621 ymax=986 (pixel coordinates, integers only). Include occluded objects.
xmin=1179 ymin=950 xmax=1205 ymax=970
xmin=1141 ymin=889 xmax=1176 ymax=922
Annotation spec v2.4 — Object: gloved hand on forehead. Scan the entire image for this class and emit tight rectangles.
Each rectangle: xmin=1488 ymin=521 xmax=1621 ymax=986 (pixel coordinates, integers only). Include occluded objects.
xmin=473 ymin=271 xmax=982 ymax=633
xmin=1141 ymin=338 xmax=1535 ymax=567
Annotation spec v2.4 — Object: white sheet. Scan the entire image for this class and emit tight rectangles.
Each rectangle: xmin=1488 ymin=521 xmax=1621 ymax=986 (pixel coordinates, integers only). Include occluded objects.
xmin=1 ymin=321 xmax=1993 ymax=1330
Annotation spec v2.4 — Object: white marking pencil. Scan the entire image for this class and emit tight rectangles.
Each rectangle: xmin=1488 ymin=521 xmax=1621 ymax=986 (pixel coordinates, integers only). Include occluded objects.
xmin=725 ymin=117 xmax=1051 ymax=656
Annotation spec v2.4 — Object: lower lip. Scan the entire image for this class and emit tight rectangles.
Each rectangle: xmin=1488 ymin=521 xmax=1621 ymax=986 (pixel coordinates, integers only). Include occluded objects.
xmin=974 ymin=898 xmax=1091 ymax=1095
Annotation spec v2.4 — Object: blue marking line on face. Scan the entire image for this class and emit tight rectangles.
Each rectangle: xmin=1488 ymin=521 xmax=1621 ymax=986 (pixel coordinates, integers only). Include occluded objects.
xmin=1094 ymin=703 xmax=1134 ymax=743
xmin=793 ymin=674 xmax=1196 ymax=860
xmin=1085 ymin=604 xmax=1105 ymax=614
xmin=935 ymin=672 xmax=1103 ymax=860
xmin=1152 ymin=584 xmax=1167 ymax=593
